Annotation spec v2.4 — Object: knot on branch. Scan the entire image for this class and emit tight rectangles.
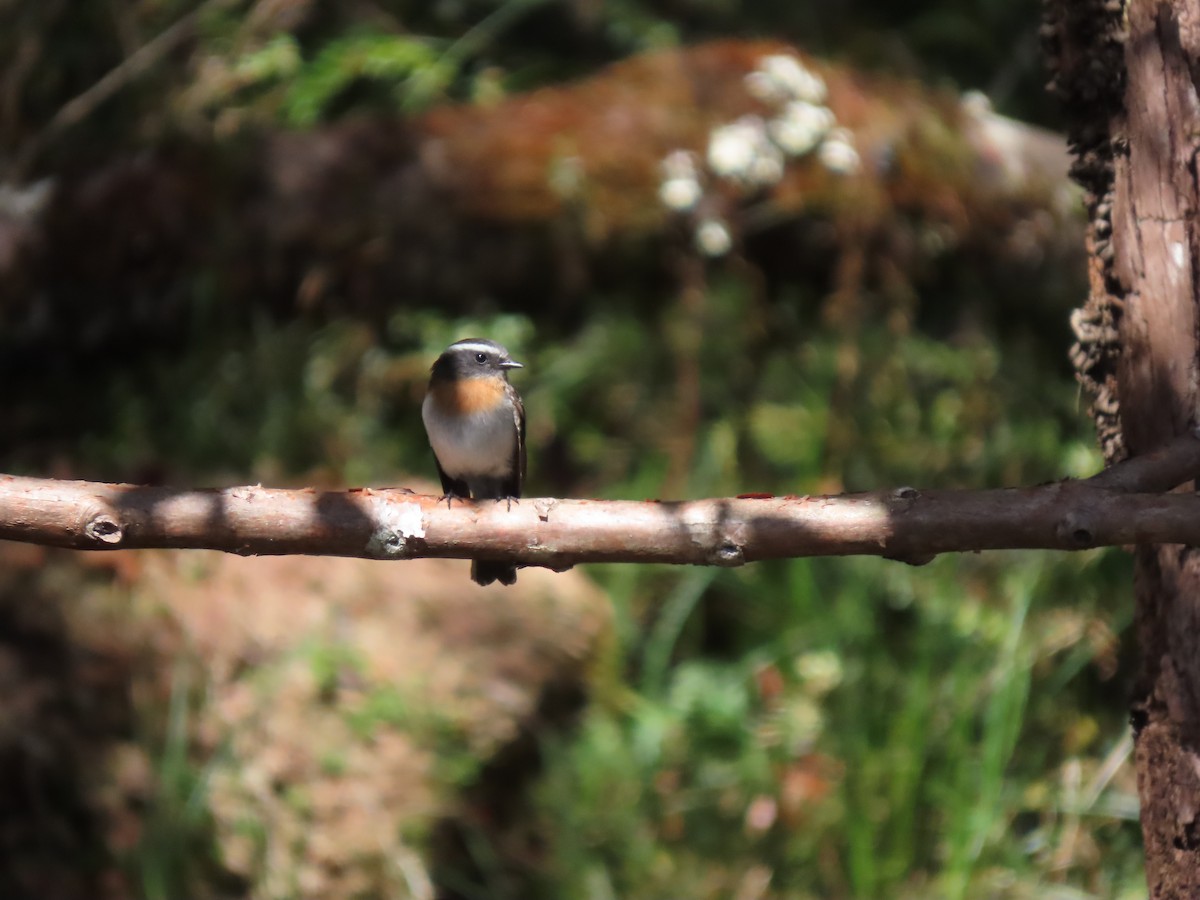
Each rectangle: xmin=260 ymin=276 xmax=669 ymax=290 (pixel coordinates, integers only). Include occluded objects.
xmin=1056 ymin=512 xmax=1096 ymax=547
xmin=711 ymin=537 xmax=746 ymax=567
xmin=83 ymin=506 xmax=123 ymax=545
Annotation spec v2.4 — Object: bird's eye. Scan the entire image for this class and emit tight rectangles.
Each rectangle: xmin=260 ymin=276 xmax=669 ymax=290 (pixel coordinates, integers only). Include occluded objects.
xmin=474 ymin=352 xmax=488 ymax=364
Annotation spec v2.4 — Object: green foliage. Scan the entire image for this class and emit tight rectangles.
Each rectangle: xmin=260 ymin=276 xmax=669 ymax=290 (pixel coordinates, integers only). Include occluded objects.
xmin=136 ymin=662 xmax=221 ymax=900
xmin=282 ymin=33 xmax=451 ymax=124
xmin=232 ymin=34 xmax=303 ymax=86
xmin=524 ymin=542 xmax=1138 ymax=897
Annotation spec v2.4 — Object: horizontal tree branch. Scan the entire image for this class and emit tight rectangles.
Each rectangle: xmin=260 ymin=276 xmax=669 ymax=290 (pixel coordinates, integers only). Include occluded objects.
xmin=2 ymin=431 xmax=1200 ymax=568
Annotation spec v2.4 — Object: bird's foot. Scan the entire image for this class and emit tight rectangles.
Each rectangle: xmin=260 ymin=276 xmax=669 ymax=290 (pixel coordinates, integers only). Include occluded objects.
xmin=438 ymin=492 xmax=467 ymax=510
xmin=495 ymin=496 xmax=520 ymax=512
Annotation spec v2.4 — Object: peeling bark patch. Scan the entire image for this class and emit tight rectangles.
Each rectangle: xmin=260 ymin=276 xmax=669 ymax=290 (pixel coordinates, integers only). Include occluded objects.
xmin=365 ymin=499 xmax=425 ymax=559
xmin=1174 ymin=816 xmax=1200 ymax=852
xmin=1131 ymin=702 xmax=1150 ymax=736
xmin=714 ymin=538 xmax=746 ymax=566
xmin=1044 ymin=0 xmax=1130 ymax=463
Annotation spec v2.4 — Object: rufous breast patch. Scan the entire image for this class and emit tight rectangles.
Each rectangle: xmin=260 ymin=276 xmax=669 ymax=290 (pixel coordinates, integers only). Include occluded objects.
xmin=430 ymin=377 xmax=507 ymax=416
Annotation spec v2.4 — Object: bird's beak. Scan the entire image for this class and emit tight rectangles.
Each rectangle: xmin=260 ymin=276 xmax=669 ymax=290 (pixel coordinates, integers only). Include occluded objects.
xmin=500 ymin=359 xmax=524 ymax=369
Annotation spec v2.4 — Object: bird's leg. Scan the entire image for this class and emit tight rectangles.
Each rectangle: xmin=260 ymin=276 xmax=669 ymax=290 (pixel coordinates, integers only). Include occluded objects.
xmin=494 ymin=496 xmax=521 ymax=512
xmin=439 ymin=491 xmax=468 ymax=510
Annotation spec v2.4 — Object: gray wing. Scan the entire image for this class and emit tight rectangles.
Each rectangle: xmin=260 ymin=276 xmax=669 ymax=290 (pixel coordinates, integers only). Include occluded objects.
xmin=505 ymin=383 xmax=526 ymax=498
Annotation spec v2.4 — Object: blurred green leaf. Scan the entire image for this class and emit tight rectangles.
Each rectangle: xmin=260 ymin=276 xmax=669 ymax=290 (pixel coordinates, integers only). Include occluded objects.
xmin=284 ymin=33 xmax=450 ymax=125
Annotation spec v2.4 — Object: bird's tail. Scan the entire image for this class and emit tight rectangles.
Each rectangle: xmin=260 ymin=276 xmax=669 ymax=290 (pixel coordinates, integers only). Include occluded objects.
xmin=471 ymin=559 xmax=517 ymax=587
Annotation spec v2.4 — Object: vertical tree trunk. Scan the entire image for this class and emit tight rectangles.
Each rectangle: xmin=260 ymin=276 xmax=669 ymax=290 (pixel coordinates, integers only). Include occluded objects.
xmin=1047 ymin=0 xmax=1200 ymax=894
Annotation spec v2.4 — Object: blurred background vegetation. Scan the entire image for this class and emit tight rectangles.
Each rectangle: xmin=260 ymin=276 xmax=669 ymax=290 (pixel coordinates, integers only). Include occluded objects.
xmin=0 ymin=0 xmax=1143 ymax=898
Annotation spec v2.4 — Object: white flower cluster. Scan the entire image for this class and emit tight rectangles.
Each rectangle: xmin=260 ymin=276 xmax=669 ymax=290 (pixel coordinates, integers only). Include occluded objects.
xmin=706 ymin=116 xmax=784 ymax=187
xmin=817 ymin=127 xmax=860 ymax=174
xmin=743 ymin=53 xmax=859 ymax=175
xmin=745 ymin=54 xmax=827 ymax=106
xmin=658 ymin=150 xmax=703 ymax=212
xmin=769 ymin=100 xmax=836 ymax=157
xmin=654 ymin=52 xmax=862 ymax=257
xmin=655 ymin=150 xmax=732 ymax=255
xmin=695 ymin=218 xmax=732 ymax=256
xmin=696 ymin=52 xmax=860 ymax=196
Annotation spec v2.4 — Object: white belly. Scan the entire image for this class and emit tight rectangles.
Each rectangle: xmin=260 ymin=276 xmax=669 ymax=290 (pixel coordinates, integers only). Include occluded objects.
xmin=422 ymin=395 xmax=516 ymax=478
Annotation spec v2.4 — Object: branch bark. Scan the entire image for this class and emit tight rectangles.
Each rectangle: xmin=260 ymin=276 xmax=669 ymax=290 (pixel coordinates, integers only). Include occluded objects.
xmin=1 ymin=432 xmax=1198 ymax=566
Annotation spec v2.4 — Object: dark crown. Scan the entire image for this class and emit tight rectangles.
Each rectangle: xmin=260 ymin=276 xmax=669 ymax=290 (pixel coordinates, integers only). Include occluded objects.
xmin=431 ymin=338 xmax=522 ymax=381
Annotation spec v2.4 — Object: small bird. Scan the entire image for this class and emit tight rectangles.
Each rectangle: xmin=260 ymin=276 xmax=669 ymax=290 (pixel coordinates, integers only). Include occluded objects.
xmin=421 ymin=338 xmax=526 ymax=586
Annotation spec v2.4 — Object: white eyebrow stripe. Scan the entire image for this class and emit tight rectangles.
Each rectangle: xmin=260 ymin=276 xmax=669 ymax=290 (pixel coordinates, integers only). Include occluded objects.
xmin=449 ymin=340 xmax=503 ymax=355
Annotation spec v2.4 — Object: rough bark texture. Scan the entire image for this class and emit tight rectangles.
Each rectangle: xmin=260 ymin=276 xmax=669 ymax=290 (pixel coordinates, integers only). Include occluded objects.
xmin=1124 ymin=6 xmax=1200 ymax=894
xmin=1047 ymin=0 xmax=1200 ymax=893
xmin=1044 ymin=0 xmax=1130 ymax=464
